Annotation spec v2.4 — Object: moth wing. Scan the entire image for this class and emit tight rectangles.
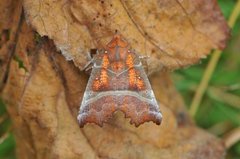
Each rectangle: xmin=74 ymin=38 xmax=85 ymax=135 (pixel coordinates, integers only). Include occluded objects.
xmin=77 ymin=57 xmax=116 ymax=127
xmin=77 ymin=52 xmax=162 ymax=127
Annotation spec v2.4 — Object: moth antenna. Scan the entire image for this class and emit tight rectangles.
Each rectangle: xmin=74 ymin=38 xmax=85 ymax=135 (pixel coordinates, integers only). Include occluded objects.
xmin=143 ymin=32 xmax=150 ymax=74
xmin=135 ymin=49 xmax=149 ymax=75
xmin=144 ymin=33 xmax=147 ymax=56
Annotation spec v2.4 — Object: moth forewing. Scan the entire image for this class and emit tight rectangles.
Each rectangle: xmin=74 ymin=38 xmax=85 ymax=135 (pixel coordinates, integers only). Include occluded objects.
xmin=78 ymin=34 xmax=162 ymax=127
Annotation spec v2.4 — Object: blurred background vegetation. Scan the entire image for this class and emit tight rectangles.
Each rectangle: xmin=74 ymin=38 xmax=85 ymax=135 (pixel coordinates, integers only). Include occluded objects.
xmin=0 ymin=0 xmax=239 ymax=158
xmin=173 ymin=0 xmax=240 ymax=158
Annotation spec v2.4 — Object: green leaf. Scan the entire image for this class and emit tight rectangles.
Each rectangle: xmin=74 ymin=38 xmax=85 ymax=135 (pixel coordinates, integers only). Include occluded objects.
xmin=0 ymin=133 xmax=16 ymax=159
xmin=218 ymin=0 xmax=236 ymax=18
xmin=0 ymin=99 xmax=7 ymax=116
xmin=211 ymin=69 xmax=240 ymax=85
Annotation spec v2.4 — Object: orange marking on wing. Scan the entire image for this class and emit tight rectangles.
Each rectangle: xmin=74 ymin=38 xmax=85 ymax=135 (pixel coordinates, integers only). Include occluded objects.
xmin=126 ymin=54 xmax=134 ymax=68
xmin=92 ymin=69 xmax=109 ymax=91
xmin=92 ymin=54 xmax=110 ymax=91
xmin=126 ymin=54 xmax=146 ymax=90
xmin=93 ymin=79 xmax=101 ymax=91
xmin=100 ymin=69 xmax=108 ymax=85
xmin=128 ymin=68 xmax=136 ymax=88
xmin=126 ymin=53 xmax=138 ymax=89
xmin=102 ymin=54 xmax=110 ymax=69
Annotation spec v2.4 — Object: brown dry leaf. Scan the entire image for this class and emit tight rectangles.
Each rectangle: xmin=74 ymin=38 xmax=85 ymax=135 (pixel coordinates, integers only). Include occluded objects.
xmin=1 ymin=19 xmax=225 ymax=158
xmin=0 ymin=0 xmax=23 ymax=90
xmin=23 ymin=0 xmax=229 ymax=74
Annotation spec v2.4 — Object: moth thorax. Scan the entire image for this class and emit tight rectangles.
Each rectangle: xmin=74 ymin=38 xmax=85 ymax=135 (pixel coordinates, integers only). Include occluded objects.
xmin=111 ymin=61 xmax=124 ymax=72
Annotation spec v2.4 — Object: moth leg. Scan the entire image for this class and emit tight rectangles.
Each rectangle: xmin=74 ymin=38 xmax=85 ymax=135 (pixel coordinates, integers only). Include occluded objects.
xmin=139 ymin=55 xmax=150 ymax=75
xmin=133 ymin=50 xmax=150 ymax=73
xmin=83 ymin=49 xmax=99 ymax=72
xmin=139 ymin=55 xmax=150 ymax=59
xmin=82 ymin=56 xmax=94 ymax=71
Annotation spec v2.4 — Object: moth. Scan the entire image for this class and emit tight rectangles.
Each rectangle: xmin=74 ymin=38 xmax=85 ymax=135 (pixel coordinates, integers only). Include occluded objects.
xmin=78 ymin=34 xmax=162 ymax=127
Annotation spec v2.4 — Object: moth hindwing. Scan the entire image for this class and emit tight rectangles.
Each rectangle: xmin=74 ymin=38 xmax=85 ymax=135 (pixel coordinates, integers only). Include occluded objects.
xmin=78 ymin=34 xmax=162 ymax=127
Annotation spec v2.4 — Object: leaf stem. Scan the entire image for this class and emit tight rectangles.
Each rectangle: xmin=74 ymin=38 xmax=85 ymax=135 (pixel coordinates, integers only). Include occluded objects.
xmin=223 ymin=127 xmax=240 ymax=149
xmin=189 ymin=0 xmax=240 ymax=117
xmin=208 ymin=86 xmax=240 ymax=109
